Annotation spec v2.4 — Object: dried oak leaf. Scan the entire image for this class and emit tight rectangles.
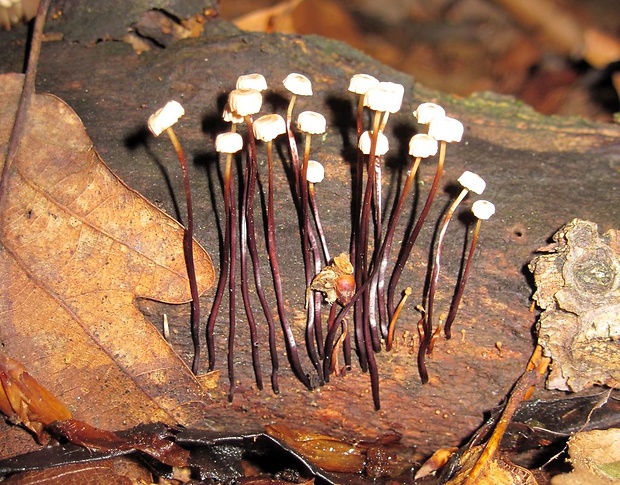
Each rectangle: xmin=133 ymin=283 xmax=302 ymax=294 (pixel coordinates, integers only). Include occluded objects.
xmin=0 ymin=73 xmax=215 ymax=453
xmin=529 ymin=219 xmax=620 ymax=392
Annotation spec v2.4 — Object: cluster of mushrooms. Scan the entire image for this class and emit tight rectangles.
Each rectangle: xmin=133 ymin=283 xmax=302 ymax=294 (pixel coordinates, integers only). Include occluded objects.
xmin=148 ymin=72 xmax=495 ymax=409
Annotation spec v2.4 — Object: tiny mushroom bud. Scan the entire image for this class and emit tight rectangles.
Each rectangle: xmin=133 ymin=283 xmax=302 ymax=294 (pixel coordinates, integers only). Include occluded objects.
xmin=306 ymin=160 xmax=325 ymax=184
xmin=364 ymin=81 xmax=404 ymax=113
xmin=222 ymin=102 xmax=245 ymax=124
xmin=413 ymin=102 xmax=446 ymax=125
xmin=215 ymin=132 xmax=244 ymax=154
xmin=148 ymin=100 xmax=185 ymax=137
xmin=297 ymin=111 xmax=327 ymax=134
xmin=283 ymin=72 xmax=313 ymax=96
xmin=472 ymin=199 xmax=495 ymax=220
xmin=228 ymin=88 xmax=263 ymax=117
xmin=427 ymin=116 xmax=464 ymax=143
xmin=348 ymin=73 xmax=380 ymax=95
xmin=409 ymin=134 xmax=439 ymax=158
xmin=236 ymin=73 xmax=268 ymax=91
xmin=358 ymin=130 xmax=389 ymax=156
xmin=457 ymin=170 xmax=486 ymax=195
xmin=253 ymin=114 xmax=286 ymax=142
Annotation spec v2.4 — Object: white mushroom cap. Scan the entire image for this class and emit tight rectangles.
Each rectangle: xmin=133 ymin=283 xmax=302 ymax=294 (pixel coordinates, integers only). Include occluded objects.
xmin=306 ymin=160 xmax=325 ymax=184
xmin=408 ymin=134 xmax=438 ymax=158
xmin=148 ymin=100 xmax=185 ymax=137
xmin=222 ymin=102 xmax=245 ymax=124
xmin=363 ymin=81 xmax=404 ymax=113
xmin=348 ymin=73 xmax=380 ymax=95
xmin=283 ymin=73 xmax=313 ymax=96
xmin=458 ymin=171 xmax=486 ymax=195
xmin=358 ymin=131 xmax=389 ymax=156
xmin=215 ymin=132 xmax=244 ymax=154
xmin=427 ymin=116 xmax=464 ymax=143
xmin=297 ymin=111 xmax=327 ymax=134
xmin=253 ymin=114 xmax=286 ymax=142
xmin=236 ymin=73 xmax=268 ymax=91
xmin=471 ymin=200 xmax=495 ymax=220
xmin=228 ymin=88 xmax=263 ymax=117
xmin=413 ymin=102 xmax=446 ymax=125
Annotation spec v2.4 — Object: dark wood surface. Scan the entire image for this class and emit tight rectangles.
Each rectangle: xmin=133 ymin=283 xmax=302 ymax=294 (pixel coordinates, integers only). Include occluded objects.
xmin=1 ymin=1 xmax=619 ymax=473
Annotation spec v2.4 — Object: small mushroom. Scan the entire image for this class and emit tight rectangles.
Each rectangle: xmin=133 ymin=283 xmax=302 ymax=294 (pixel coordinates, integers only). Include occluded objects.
xmin=444 ymin=199 xmax=495 ymax=339
xmin=148 ymin=100 xmax=202 ymax=374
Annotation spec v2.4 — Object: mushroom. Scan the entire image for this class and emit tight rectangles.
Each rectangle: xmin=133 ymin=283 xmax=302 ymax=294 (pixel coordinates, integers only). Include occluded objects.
xmin=387 ymin=112 xmax=464 ymax=324
xmin=421 ymin=170 xmax=486 ymax=383
xmin=444 ymin=199 xmax=495 ymax=339
xmin=209 ymin=131 xmax=243 ymax=398
xmin=147 ymin=100 xmax=202 ymax=374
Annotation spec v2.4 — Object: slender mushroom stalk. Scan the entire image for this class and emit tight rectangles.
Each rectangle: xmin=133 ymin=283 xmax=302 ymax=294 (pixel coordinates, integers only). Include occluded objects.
xmin=283 ymin=73 xmax=313 ymax=198
xmin=347 ymin=74 xmax=379 ymax=370
xmin=252 ymin=113 xmax=287 ymax=393
xmin=227 ymin=87 xmax=265 ymax=394
xmin=253 ymin=114 xmax=313 ymax=391
xmin=210 ymin=132 xmax=243 ymax=397
xmin=357 ymin=130 xmax=390 ymax=349
xmin=377 ymin=133 xmax=438 ymax=336
xmin=359 ymin=82 xmax=403 ymax=340
xmin=387 ymin=111 xmax=463 ymax=322
xmin=297 ymin=110 xmax=327 ymax=377
xmin=147 ymin=100 xmax=203 ymax=374
xmin=420 ymin=170 xmax=486 ymax=383
xmin=306 ymin=160 xmax=330 ymax=263
xmin=444 ymin=199 xmax=495 ymax=339
xmin=206 ymin=107 xmax=243 ymax=373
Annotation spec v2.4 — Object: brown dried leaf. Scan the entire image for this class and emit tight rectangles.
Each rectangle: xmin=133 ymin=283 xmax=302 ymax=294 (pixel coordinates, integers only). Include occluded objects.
xmin=0 ymin=73 xmax=215 ymax=453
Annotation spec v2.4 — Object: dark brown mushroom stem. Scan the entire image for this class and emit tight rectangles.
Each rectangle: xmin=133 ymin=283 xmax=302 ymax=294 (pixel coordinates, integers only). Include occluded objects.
xmin=350 ymin=96 xmax=367 ymax=373
xmin=376 ymin=155 xmax=423 ymax=337
xmin=262 ymin=139 xmax=281 ymax=393
xmin=206 ymin=148 xmax=235 ymax=373
xmin=238 ymin=116 xmax=264 ymax=392
xmin=285 ymin=95 xmax=302 ymax=198
xmin=227 ymin=181 xmax=238 ymax=401
xmin=444 ymin=218 xmax=482 ymax=339
xmin=387 ymin=140 xmax=447 ymax=322
xmin=265 ymin=133 xmax=312 ymax=391
xmin=323 ymin=275 xmax=381 ymax=410
xmin=164 ymin=127 xmax=201 ymax=375
xmin=308 ymin=182 xmax=330 ymax=264
xmin=299 ymin=135 xmax=323 ymax=379
xmin=420 ymin=186 xmax=470 ymax=383
xmin=357 ymin=113 xmax=383 ymax=352
xmin=0 ymin=0 xmax=50 ymax=202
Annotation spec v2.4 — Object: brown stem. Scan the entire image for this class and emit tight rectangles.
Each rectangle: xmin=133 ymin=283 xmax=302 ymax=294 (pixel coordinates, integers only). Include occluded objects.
xmin=377 ymin=156 xmax=423 ymax=337
xmin=387 ymin=140 xmax=446 ymax=321
xmin=165 ymin=128 xmax=201 ymax=375
xmin=0 ymin=0 xmax=51 ymax=205
xmin=239 ymin=116 xmax=263 ymax=391
xmin=266 ymin=132 xmax=311 ymax=390
xmin=444 ymin=218 xmax=482 ymax=339
xmin=206 ymin=152 xmax=234 ymax=372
